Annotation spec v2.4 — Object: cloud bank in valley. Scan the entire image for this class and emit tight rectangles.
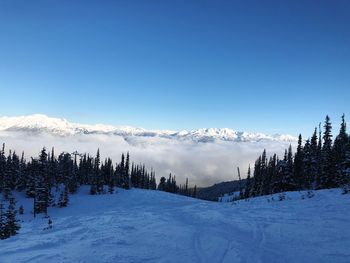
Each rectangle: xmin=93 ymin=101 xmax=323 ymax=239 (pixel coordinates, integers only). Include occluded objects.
xmin=0 ymin=131 xmax=295 ymax=187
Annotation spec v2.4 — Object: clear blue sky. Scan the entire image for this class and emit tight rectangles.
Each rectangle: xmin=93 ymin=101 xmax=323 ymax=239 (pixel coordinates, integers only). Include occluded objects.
xmin=0 ymin=0 xmax=349 ymax=136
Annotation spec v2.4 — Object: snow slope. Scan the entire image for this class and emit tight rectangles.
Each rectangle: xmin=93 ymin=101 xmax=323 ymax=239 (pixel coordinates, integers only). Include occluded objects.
xmin=1 ymin=188 xmax=350 ymax=263
xmin=0 ymin=114 xmax=297 ymax=142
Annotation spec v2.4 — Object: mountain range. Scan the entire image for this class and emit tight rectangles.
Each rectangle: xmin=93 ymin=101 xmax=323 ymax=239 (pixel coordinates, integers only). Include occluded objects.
xmin=0 ymin=114 xmax=297 ymax=143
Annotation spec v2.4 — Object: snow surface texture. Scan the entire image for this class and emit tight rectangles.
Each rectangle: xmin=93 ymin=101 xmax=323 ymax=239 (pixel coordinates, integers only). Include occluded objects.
xmin=0 ymin=115 xmax=296 ymax=186
xmin=1 ymin=188 xmax=349 ymax=263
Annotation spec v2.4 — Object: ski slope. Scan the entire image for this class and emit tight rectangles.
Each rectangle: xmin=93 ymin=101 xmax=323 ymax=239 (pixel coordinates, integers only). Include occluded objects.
xmin=1 ymin=188 xmax=350 ymax=263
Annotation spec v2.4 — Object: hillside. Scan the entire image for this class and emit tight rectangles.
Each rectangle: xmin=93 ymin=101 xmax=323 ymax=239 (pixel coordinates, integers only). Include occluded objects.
xmin=197 ymin=180 xmax=246 ymax=201
xmin=1 ymin=188 xmax=350 ymax=263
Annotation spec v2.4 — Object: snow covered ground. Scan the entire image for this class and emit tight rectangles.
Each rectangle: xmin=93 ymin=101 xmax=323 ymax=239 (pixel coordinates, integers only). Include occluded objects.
xmin=1 ymin=188 xmax=350 ymax=263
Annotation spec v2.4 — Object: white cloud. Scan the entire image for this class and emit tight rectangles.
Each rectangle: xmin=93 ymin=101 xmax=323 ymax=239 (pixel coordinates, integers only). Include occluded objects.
xmin=0 ymin=131 xmax=295 ymax=187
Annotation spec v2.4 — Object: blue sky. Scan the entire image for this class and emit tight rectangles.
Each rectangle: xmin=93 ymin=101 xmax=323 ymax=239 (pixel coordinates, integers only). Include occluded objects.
xmin=0 ymin=0 xmax=349 ymax=136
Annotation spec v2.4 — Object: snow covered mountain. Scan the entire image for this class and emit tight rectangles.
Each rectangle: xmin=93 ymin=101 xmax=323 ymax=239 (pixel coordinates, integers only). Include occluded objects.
xmin=0 ymin=114 xmax=297 ymax=142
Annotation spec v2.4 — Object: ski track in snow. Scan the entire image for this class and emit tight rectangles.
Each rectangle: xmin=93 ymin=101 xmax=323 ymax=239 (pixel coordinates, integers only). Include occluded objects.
xmin=1 ymin=188 xmax=350 ymax=263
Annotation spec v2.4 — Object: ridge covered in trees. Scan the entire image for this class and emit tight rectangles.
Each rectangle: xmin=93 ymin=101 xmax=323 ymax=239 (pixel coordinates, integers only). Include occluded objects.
xmin=0 ymin=148 xmax=157 ymax=239
xmin=0 ymin=146 xmax=197 ymax=239
xmin=241 ymin=115 xmax=350 ymax=200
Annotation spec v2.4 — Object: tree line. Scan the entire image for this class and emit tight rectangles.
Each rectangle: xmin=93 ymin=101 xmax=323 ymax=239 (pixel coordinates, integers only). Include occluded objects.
xmin=157 ymin=175 xmax=197 ymax=197
xmin=241 ymin=115 xmax=350 ymax=200
xmin=0 ymin=145 xmax=197 ymax=239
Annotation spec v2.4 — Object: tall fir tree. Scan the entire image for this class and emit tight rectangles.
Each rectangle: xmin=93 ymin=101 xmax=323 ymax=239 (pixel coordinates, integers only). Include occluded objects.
xmin=333 ymin=114 xmax=349 ymax=185
xmin=0 ymin=201 xmax=6 ymax=239
xmin=294 ymin=134 xmax=304 ymax=189
xmin=319 ymin=116 xmax=336 ymax=188
xmin=4 ymin=197 xmax=20 ymax=237
xmin=244 ymin=165 xmax=252 ymax=198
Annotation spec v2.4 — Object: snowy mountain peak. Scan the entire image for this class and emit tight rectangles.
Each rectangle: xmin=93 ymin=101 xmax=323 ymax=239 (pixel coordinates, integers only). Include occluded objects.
xmin=0 ymin=114 xmax=297 ymax=142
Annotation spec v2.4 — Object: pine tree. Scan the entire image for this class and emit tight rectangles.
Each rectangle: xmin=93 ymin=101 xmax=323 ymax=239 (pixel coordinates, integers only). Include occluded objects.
xmin=124 ymin=152 xmax=130 ymax=189
xmin=0 ymin=201 xmax=6 ymax=239
xmin=309 ymin=128 xmax=319 ymax=188
xmin=0 ymin=144 xmax=6 ymax=193
xmin=17 ymin=151 xmax=27 ymax=191
xmin=302 ymin=139 xmax=313 ymax=189
xmin=4 ymin=197 xmax=20 ymax=237
xmin=267 ymin=154 xmax=278 ymax=194
xmin=237 ymin=167 xmax=244 ymax=199
xmin=259 ymin=150 xmax=268 ymax=196
xmin=119 ymin=153 xmax=126 ymax=189
xmin=285 ymin=145 xmax=295 ymax=191
xmin=333 ymin=114 xmax=349 ymax=186
xmin=319 ymin=116 xmax=336 ymax=188
xmin=158 ymin=177 xmax=166 ymax=191
xmin=91 ymin=149 xmax=101 ymax=194
xmin=25 ymin=159 xmax=37 ymax=198
xmin=252 ymin=156 xmax=262 ymax=197
xmin=58 ymin=186 xmax=69 ymax=207
xmin=8 ymin=151 xmax=20 ymax=191
xmin=70 ymin=153 xmax=79 ymax=194
xmin=34 ymin=147 xmax=50 ymax=214
xmin=294 ymin=134 xmax=304 ymax=189
xmin=341 ymin=150 xmax=350 ymax=193
xmin=192 ymin=185 xmax=197 ymax=198
xmin=244 ymin=165 xmax=252 ymax=198
xmin=315 ymin=124 xmax=323 ymax=187
xmin=107 ymin=158 xmax=115 ymax=194
xmin=3 ymin=150 xmax=13 ymax=199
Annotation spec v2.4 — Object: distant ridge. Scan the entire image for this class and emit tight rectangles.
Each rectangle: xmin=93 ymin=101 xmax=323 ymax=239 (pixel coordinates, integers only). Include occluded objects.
xmin=0 ymin=114 xmax=297 ymax=142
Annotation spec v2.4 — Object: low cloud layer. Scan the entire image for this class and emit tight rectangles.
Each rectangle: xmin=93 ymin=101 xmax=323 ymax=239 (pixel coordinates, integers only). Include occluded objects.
xmin=0 ymin=131 xmax=295 ymax=187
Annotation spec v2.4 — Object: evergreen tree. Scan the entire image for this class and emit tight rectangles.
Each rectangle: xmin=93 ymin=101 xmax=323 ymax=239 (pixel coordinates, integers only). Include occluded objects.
xmin=90 ymin=149 xmax=100 ymax=195
xmin=157 ymin=177 xmax=166 ymax=191
xmin=4 ymin=197 xmax=20 ymax=237
xmin=0 ymin=144 xmax=6 ymax=193
xmin=302 ymin=139 xmax=313 ymax=189
xmin=119 ymin=153 xmax=126 ymax=189
xmin=319 ymin=116 xmax=336 ymax=188
xmin=244 ymin=165 xmax=252 ymax=198
xmin=192 ymin=185 xmax=197 ymax=198
xmin=316 ymin=123 xmax=323 ymax=187
xmin=3 ymin=150 xmax=13 ymax=198
xmin=260 ymin=150 xmax=269 ymax=195
xmin=124 ymin=152 xmax=130 ymax=189
xmin=34 ymin=147 xmax=50 ymax=214
xmin=252 ymin=155 xmax=262 ymax=196
xmin=0 ymin=201 xmax=6 ymax=239
xmin=310 ymin=128 xmax=320 ymax=188
xmin=95 ymin=149 xmax=103 ymax=193
xmin=58 ymin=186 xmax=69 ymax=207
xmin=268 ymin=154 xmax=278 ymax=194
xmin=333 ymin=114 xmax=349 ymax=186
xmin=294 ymin=134 xmax=304 ymax=189
xmin=285 ymin=145 xmax=295 ymax=191
xmin=25 ymin=159 xmax=37 ymax=198
xmin=17 ymin=152 xmax=27 ymax=191
xmin=237 ymin=167 xmax=244 ymax=199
